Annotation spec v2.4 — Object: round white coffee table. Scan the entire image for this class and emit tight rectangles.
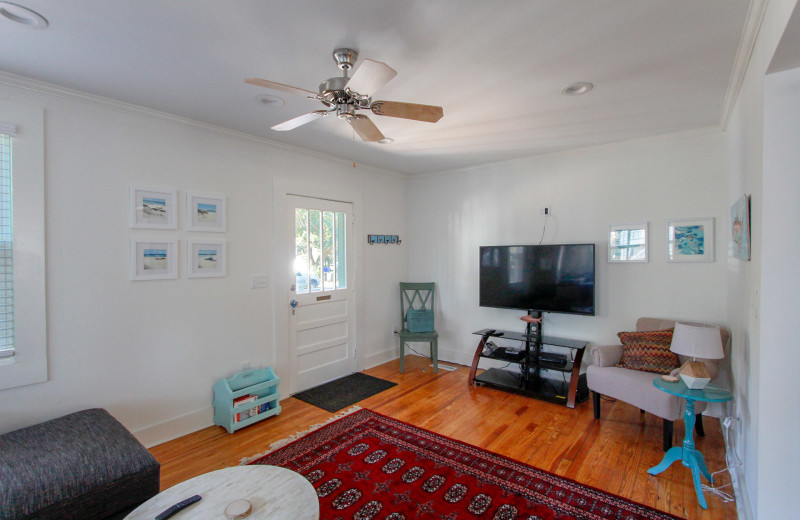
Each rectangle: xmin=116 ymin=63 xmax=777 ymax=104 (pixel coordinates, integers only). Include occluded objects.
xmin=125 ymin=466 xmax=319 ymax=520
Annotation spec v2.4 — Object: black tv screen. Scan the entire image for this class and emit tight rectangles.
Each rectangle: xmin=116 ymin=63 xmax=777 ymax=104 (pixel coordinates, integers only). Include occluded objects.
xmin=479 ymin=244 xmax=595 ymax=315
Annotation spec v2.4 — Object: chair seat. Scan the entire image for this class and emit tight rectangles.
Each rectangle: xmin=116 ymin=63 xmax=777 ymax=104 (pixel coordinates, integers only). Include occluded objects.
xmin=399 ymin=329 xmax=439 ymax=339
xmin=587 ymin=365 xmax=706 ymax=420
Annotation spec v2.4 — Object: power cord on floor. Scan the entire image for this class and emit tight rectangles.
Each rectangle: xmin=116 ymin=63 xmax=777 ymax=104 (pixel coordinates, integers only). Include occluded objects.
xmin=700 ymin=416 xmax=742 ymax=503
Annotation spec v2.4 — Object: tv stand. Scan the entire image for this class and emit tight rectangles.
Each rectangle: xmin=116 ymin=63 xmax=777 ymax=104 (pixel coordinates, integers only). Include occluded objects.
xmin=468 ymin=312 xmax=589 ymax=408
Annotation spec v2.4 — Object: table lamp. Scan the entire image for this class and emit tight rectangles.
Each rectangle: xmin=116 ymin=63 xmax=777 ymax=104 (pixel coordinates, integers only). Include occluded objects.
xmin=670 ymin=322 xmax=724 ymax=389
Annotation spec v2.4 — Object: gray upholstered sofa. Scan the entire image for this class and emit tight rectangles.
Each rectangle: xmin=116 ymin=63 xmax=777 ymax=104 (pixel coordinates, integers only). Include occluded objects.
xmin=586 ymin=317 xmax=729 ymax=451
xmin=0 ymin=408 xmax=160 ymax=520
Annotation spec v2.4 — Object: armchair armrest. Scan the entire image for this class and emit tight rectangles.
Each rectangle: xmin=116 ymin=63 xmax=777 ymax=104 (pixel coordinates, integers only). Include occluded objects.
xmin=590 ymin=344 xmax=623 ymax=367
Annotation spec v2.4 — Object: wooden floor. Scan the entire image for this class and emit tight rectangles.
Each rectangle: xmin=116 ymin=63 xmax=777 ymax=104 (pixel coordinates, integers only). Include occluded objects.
xmin=149 ymin=356 xmax=737 ymax=520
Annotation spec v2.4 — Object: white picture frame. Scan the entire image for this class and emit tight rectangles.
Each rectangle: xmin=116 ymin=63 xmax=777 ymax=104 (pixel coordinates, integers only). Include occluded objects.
xmin=186 ymin=192 xmax=226 ymax=232
xmin=667 ymin=217 xmax=715 ymax=263
xmin=130 ymin=239 xmax=178 ymax=280
xmin=609 ymin=222 xmax=648 ymax=262
xmin=129 ymin=186 xmax=177 ymax=229
xmin=187 ymin=239 xmax=227 ymax=278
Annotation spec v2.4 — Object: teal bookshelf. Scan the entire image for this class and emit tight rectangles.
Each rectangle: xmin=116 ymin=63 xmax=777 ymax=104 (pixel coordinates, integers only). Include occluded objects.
xmin=213 ymin=367 xmax=281 ymax=433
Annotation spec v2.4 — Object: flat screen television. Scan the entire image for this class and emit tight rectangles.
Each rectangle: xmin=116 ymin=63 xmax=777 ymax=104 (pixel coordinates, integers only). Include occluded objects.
xmin=479 ymin=244 xmax=595 ymax=316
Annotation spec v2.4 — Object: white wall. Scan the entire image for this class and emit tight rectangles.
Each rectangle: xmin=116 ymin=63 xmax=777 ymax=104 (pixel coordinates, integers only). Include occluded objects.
xmin=0 ymin=78 xmax=408 ymax=445
xmin=758 ymin=64 xmax=800 ymax=520
xmin=407 ymin=129 xmax=729 ymax=371
xmin=722 ymin=1 xmax=798 ymax=517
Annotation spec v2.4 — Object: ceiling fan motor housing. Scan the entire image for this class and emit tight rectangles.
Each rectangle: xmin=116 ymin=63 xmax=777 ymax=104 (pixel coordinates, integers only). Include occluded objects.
xmin=332 ymin=48 xmax=358 ymax=71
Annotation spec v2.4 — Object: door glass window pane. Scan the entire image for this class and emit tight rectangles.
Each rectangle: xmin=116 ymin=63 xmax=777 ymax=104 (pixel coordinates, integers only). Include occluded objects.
xmin=295 ymin=206 xmax=346 ymax=293
xmin=335 ymin=212 xmax=346 ymax=289
xmin=308 ymin=209 xmax=322 ymax=292
xmin=294 ymin=208 xmax=309 ymax=294
xmin=322 ymin=211 xmax=335 ymax=291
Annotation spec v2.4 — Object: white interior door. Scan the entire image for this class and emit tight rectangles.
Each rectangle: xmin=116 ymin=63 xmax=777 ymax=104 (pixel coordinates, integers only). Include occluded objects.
xmin=287 ymin=195 xmax=356 ymax=392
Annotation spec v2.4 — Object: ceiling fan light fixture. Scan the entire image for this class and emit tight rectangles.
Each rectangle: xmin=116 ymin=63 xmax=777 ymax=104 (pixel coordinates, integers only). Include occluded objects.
xmin=561 ymin=82 xmax=594 ymax=96
xmin=378 ymin=138 xmax=394 ymax=144
xmin=255 ymin=94 xmax=285 ymax=107
xmin=0 ymin=2 xmax=48 ymax=28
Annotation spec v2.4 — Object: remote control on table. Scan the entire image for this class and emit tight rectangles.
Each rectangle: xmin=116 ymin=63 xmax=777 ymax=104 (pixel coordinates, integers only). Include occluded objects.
xmin=155 ymin=495 xmax=202 ymax=520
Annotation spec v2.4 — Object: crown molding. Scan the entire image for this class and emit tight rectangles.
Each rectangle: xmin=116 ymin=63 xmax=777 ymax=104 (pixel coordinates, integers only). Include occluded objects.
xmin=0 ymin=71 xmax=404 ymax=180
xmin=720 ymin=0 xmax=769 ymax=130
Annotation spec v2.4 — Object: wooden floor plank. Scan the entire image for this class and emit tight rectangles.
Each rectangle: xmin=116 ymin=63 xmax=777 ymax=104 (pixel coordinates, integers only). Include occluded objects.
xmin=148 ymin=356 xmax=737 ymax=520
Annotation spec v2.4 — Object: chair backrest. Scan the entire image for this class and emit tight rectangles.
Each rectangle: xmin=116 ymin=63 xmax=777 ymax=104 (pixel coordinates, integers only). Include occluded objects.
xmin=400 ymin=282 xmax=435 ymax=329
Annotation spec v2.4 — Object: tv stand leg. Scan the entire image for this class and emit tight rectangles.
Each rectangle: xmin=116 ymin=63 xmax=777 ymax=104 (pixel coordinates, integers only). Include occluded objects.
xmin=468 ymin=334 xmax=490 ymax=386
xmin=566 ymin=347 xmax=585 ymax=408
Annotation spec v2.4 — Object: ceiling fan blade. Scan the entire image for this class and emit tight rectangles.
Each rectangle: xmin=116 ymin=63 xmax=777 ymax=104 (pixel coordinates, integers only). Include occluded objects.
xmin=371 ymin=101 xmax=444 ymax=123
xmin=271 ymin=110 xmax=329 ymax=131
xmin=345 ymin=59 xmax=397 ymax=97
xmin=245 ymin=78 xmax=318 ymax=98
xmin=349 ymin=115 xmax=385 ymax=142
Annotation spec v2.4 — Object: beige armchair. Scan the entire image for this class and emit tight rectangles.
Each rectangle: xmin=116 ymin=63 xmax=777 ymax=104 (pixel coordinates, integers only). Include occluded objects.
xmin=586 ymin=317 xmax=729 ymax=451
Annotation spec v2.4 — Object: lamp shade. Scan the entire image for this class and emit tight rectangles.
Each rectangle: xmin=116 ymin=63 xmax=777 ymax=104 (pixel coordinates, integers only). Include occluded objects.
xmin=670 ymin=322 xmax=724 ymax=360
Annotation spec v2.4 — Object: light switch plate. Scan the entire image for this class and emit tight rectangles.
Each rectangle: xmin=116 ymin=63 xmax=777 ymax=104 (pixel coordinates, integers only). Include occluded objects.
xmin=250 ymin=275 xmax=268 ymax=289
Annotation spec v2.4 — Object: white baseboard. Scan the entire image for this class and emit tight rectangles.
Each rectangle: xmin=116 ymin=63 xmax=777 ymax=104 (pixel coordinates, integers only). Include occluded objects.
xmin=133 ymin=406 xmax=213 ymax=448
xmin=363 ymin=346 xmax=398 ymax=370
xmin=726 ymin=441 xmax=754 ymax=520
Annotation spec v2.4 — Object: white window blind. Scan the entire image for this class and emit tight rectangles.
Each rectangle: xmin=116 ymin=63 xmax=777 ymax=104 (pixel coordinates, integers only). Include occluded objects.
xmin=0 ymin=133 xmax=13 ymax=359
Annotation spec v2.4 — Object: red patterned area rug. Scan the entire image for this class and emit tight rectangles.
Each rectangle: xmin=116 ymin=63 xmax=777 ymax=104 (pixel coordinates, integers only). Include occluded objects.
xmin=247 ymin=408 xmax=682 ymax=520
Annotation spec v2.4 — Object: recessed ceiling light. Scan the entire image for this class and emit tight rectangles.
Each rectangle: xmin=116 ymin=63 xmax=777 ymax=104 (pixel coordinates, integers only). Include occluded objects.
xmin=561 ymin=82 xmax=593 ymax=96
xmin=377 ymin=138 xmax=394 ymax=144
xmin=254 ymin=94 xmax=285 ymax=107
xmin=0 ymin=2 xmax=48 ymax=28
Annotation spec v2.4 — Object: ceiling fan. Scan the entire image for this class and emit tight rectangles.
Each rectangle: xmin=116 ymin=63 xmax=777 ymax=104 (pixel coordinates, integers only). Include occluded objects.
xmin=246 ymin=48 xmax=443 ymax=142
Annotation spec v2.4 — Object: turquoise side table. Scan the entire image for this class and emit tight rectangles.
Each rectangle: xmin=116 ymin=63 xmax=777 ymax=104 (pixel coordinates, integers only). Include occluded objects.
xmin=647 ymin=377 xmax=732 ymax=509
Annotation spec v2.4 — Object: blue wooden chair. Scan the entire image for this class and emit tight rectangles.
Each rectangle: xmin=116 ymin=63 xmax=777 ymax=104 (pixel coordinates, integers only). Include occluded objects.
xmin=399 ymin=282 xmax=438 ymax=373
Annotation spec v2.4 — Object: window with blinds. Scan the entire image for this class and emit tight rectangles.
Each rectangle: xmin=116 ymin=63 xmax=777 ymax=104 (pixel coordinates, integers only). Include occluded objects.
xmin=0 ymin=133 xmax=12 ymax=359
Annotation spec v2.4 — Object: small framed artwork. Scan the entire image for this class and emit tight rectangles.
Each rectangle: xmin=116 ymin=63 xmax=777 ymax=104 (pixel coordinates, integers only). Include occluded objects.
xmin=731 ymin=195 xmax=751 ymax=261
xmin=187 ymin=240 xmax=227 ymax=278
xmin=609 ymin=222 xmax=648 ymax=262
xmin=667 ymin=217 xmax=715 ymax=262
xmin=129 ymin=186 xmax=177 ymax=229
xmin=186 ymin=192 xmax=226 ymax=232
xmin=130 ymin=239 xmax=178 ymax=280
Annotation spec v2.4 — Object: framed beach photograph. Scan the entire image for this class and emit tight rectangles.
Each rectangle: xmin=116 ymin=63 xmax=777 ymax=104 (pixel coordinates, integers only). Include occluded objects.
xmin=731 ymin=194 xmax=751 ymax=261
xmin=129 ymin=186 xmax=177 ymax=229
xmin=186 ymin=192 xmax=226 ymax=232
xmin=667 ymin=217 xmax=715 ymax=263
xmin=609 ymin=222 xmax=648 ymax=262
xmin=187 ymin=240 xmax=226 ymax=278
xmin=130 ymin=239 xmax=178 ymax=280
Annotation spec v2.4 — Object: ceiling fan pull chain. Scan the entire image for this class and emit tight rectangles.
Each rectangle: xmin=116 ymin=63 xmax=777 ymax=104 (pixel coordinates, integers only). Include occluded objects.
xmin=352 ymin=127 xmax=357 ymax=168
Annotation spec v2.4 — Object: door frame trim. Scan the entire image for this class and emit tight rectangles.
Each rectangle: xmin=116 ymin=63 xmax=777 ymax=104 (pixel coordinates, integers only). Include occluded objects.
xmin=272 ymin=177 xmax=364 ymax=395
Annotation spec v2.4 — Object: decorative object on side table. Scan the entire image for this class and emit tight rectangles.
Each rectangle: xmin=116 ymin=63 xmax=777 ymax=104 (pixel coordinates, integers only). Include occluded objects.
xmin=670 ymin=321 xmax=724 ymax=389
xmin=648 ymin=378 xmax=732 ymax=509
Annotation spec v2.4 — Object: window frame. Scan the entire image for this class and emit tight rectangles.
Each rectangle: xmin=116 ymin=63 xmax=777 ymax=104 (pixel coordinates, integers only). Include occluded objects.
xmin=0 ymin=100 xmax=47 ymax=391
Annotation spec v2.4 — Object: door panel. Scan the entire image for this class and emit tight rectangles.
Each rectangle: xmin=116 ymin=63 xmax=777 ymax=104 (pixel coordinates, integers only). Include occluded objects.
xmin=288 ymin=195 xmax=355 ymax=392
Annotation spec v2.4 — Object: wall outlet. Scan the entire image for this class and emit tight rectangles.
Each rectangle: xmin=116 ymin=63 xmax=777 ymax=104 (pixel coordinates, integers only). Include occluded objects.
xmin=541 ymin=206 xmax=552 ymax=216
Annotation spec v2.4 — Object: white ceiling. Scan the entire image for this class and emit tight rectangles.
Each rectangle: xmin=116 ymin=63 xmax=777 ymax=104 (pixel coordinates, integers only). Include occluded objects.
xmin=0 ymin=0 xmax=750 ymax=175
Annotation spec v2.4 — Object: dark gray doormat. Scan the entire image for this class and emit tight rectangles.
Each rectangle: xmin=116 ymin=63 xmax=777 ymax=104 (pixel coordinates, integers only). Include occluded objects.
xmin=292 ymin=373 xmax=397 ymax=412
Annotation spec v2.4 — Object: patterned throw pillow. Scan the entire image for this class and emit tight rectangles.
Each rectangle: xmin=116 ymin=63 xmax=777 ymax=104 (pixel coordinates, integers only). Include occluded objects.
xmin=615 ymin=328 xmax=679 ymax=374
